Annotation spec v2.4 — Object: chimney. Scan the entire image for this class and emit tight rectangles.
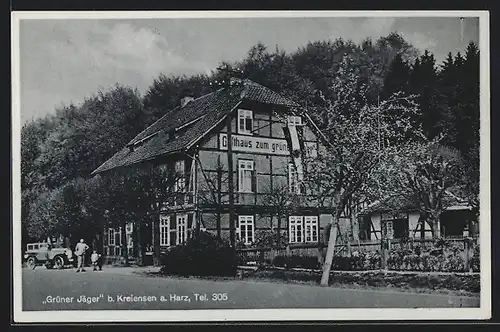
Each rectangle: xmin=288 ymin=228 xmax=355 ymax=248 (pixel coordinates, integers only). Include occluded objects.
xmin=180 ymin=88 xmax=194 ymax=107
xmin=181 ymin=96 xmax=194 ymax=107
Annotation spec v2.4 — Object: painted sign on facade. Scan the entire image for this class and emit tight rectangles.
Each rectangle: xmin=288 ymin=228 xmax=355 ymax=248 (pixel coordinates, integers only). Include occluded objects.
xmin=219 ymin=133 xmax=318 ymax=157
xmin=219 ymin=133 xmax=290 ymax=155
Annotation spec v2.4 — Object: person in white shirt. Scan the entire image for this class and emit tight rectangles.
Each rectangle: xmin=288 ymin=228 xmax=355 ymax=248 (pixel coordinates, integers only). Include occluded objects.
xmin=74 ymin=239 xmax=89 ymax=272
xmin=91 ymin=250 xmax=102 ymax=271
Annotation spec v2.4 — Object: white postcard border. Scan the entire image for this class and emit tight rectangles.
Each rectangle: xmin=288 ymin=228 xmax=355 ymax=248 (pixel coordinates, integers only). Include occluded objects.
xmin=11 ymin=10 xmax=491 ymax=323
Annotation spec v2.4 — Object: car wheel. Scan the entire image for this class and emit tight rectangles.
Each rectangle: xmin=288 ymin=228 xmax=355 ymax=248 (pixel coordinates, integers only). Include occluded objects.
xmin=53 ymin=256 xmax=65 ymax=269
xmin=26 ymin=256 xmax=36 ymax=269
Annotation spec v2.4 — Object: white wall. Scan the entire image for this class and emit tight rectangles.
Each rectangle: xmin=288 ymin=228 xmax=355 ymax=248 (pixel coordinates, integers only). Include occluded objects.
xmin=370 ymin=213 xmax=381 ymax=240
xmin=408 ymin=212 xmax=421 ymax=238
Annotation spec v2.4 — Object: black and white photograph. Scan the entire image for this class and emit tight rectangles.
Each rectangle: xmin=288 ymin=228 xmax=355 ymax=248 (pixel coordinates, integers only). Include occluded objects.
xmin=11 ymin=11 xmax=491 ymax=322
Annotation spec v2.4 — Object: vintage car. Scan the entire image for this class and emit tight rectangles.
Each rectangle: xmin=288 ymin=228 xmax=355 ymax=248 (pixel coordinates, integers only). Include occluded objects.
xmin=24 ymin=242 xmax=75 ymax=269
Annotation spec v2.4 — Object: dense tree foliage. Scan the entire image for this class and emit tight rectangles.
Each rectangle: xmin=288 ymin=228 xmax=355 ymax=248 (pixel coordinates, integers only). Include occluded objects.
xmin=20 ymin=33 xmax=480 ymax=267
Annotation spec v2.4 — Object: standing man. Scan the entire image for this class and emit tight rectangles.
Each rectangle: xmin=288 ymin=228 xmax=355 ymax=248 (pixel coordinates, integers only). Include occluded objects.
xmin=75 ymin=239 xmax=89 ymax=272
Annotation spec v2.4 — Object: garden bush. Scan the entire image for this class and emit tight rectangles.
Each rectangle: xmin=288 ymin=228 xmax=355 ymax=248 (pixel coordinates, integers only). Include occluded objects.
xmin=272 ymin=255 xmax=320 ymax=269
xmin=331 ymin=251 xmax=382 ymax=271
xmin=386 ymin=241 xmax=478 ymax=273
xmin=160 ymin=231 xmax=237 ymax=277
xmin=266 ymin=239 xmax=478 ymax=273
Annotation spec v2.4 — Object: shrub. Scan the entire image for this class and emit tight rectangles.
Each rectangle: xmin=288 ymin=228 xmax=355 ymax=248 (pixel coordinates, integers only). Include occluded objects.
xmin=470 ymin=245 xmax=480 ymax=272
xmin=272 ymin=255 xmax=287 ymax=267
xmin=272 ymin=255 xmax=320 ymax=270
xmin=384 ymin=241 xmax=476 ymax=273
xmin=160 ymin=231 xmax=237 ymax=277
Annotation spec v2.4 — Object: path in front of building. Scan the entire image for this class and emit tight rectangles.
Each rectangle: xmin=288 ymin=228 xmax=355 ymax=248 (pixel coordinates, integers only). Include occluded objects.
xmin=21 ymin=266 xmax=479 ymax=311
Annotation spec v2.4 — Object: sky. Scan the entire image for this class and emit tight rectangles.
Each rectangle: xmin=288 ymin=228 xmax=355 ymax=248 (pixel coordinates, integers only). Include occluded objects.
xmin=17 ymin=15 xmax=480 ymax=124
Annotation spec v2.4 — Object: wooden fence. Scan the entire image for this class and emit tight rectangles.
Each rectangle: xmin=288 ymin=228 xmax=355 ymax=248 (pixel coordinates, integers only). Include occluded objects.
xmin=237 ymin=236 xmax=479 ymax=264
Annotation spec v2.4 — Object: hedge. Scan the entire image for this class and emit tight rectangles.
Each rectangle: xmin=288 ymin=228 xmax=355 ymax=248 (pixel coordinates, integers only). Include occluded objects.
xmin=160 ymin=231 xmax=237 ymax=277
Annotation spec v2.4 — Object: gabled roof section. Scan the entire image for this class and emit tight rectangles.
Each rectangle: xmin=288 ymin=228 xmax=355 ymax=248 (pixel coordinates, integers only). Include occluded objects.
xmin=359 ymin=191 xmax=471 ymax=216
xmin=128 ymin=90 xmax=219 ymax=146
xmin=92 ymin=79 xmax=303 ymax=175
xmin=240 ymin=79 xmax=299 ymax=108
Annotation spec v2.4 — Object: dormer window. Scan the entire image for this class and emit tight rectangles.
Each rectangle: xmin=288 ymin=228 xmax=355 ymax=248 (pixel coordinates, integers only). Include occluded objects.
xmin=238 ymin=109 xmax=253 ymax=135
xmin=288 ymin=115 xmax=302 ymax=126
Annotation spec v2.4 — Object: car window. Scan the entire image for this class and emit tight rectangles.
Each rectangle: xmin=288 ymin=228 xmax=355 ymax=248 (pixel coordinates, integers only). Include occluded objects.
xmin=33 ymin=244 xmax=39 ymax=250
xmin=27 ymin=245 xmax=33 ymax=251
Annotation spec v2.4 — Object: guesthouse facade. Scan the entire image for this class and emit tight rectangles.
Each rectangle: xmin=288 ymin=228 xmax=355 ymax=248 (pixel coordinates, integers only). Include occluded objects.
xmin=93 ymin=79 xmax=335 ymax=263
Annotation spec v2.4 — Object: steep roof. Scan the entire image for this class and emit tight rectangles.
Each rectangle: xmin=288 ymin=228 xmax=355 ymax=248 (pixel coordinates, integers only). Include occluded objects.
xmin=92 ymin=79 xmax=300 ymax=175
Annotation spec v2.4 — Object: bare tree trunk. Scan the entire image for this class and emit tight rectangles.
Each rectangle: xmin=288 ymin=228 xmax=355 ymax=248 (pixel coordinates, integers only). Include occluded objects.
xmin=152 ymin=214 xmax=161 ymax=266
xmin=320 ymin=217 xmax=338 ymax=286
xmin=346 ymin=240 xmax=352 ymax=257
xmin=431 ymin=216 xmax=441 ymax=239
xmin=135 ymin=220 xmax=144 ymax=266
xmin=120 ymin=222 xmax=129 ymax=266
xmin=277 ymin=215 xmax=281 ymax=247
xmin=351 ymin=208 xmax=360 ymax=242
xmin=381 ymin=239 xmax=389 ymax=270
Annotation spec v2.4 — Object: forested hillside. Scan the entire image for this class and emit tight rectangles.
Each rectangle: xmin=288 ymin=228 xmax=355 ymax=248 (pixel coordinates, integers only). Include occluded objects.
xmin=21 ymin=32 xmax=479 ymax=249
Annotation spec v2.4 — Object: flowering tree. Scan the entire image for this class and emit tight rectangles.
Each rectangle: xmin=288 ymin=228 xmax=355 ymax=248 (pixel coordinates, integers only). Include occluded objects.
xmin=305 ymin=55 xmax=421 ymax=285
xmin=260 ymin=181 xmax=301 ymax=247
xmin=381 ymin=141 xmax=469 ymax=239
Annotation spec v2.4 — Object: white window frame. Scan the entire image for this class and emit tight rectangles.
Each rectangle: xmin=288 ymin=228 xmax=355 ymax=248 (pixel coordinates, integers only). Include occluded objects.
xmin=238 ymin=109 xmax=253 ymax=135
xmin=237 ymin=215 xmax=255 ymax=245
xmin=385 ymin=220 xmax=394 ymax=239
xmin=108 ymin=226 xmax=122 ymax=256
xmin=288 ymin=162 xmax=302 ymax=194
xmin=126 ymin=222 xmax=134 ymax=250
xmin=159 ymin=215 xmax=170 ymax=246
xmin=304 ymin=216 xmax=319 ymax=243
xmin=238 ymin=159 xmax=254 ymax=193
xmin=108 ymin=227 xmax=115 ymax=246
xmin=289 ymin=216 xmax=304 ymax=244
xmin=287 ymin=115 xmax=302 ymax=126
xmin=176 ymin=214 xmax=188 ymax=245
xmin=174 ymin=160 xmax=186 ymax=193
xmin=289 ymin=216 xmax=318 ymax=243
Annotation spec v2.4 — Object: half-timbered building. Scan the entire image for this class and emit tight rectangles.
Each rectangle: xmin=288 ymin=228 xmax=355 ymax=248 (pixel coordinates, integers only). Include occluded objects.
xmin=93 ymin=78 xmax=334 ymax=262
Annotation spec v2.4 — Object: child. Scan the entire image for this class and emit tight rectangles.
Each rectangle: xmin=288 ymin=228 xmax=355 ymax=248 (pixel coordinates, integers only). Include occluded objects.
xmin=91 ymin=250 xmax=102 ymax=271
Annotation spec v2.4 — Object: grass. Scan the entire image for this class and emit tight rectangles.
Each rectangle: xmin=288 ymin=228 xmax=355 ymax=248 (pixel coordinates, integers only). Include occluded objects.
xmin=136 ymin=266 xmax=480 ymax=298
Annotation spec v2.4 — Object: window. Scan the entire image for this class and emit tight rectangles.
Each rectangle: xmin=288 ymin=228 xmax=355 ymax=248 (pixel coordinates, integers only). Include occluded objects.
xmin=288 ymin=115 xmax=302 ymax=126
xmin=108 ymin=228 xmax=115 ymax=246
xmin=126 ymin=222 xmax=134 ymax=256
xmin=289 ymin=216 xmax=304 ymax=243
xmin=160 ymin=215 xmax=170 ymax=246
xmin=304 ymin=216 xmax=319 ymax=243
xmin=382 ymin=220 xmax=394 ymax=239
xmin=237 ymin=216 xmax=254 ymax=245
xmin=174 ymin=160 xmax=186 ymax=192
xmin=176 ymin=214 xmax=188 ymax=245
xmin=288 ymin=162 xmax=303 ymax=194
xmin=238 ymin=160 xmax=254 ymax=193
xmin=238 ymin=109 xmax=253 ymax=135
xmin=107 ymin=227 xmax=122 ymax=256
xmin=289 ymin=216 xmax=318 ymax=244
